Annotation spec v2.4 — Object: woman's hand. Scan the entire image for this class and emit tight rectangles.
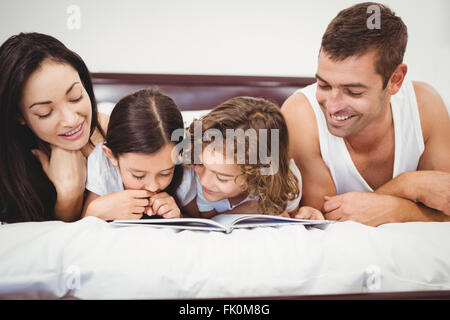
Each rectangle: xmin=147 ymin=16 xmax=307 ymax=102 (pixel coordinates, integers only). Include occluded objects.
xmin=32 ymin=145 xmax=87 ymax=221
xmin=85 ymin=189 xmax=152 ymax=220
xmin=147 ymin=192 xmax=181 ymax=219
xmin=32 ymin=145 xmax=86 ymax=200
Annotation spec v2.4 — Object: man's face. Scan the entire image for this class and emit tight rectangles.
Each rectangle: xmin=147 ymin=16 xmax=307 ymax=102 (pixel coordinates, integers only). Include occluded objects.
xmin=315 ymin=49 xmax=390 ymax=138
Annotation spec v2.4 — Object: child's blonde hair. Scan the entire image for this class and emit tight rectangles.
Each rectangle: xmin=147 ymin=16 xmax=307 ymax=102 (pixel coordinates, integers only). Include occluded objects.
xmin=189 ymin=96 xmax=299 ymax=215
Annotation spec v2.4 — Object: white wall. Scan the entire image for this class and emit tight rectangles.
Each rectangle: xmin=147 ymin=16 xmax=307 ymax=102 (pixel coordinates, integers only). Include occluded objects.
xmin=1 ymin=0 xmax=449 ymax=110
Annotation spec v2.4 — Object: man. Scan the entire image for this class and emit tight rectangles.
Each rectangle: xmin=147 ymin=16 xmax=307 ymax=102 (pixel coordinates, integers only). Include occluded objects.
xmin=281 ymin=2 xmax=450 ymax=226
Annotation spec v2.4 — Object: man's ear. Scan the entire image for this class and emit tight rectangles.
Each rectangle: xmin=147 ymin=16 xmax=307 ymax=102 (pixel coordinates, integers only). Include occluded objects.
xmin=386 ymin=64 xmax=408 ymax=95
xmin=102 ymin=145 xmax=119 ymax=167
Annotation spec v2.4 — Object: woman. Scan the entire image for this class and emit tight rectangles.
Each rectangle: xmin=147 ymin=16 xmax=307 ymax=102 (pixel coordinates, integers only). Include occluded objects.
xmin=0 ymin=32 xmax=107 ymax=223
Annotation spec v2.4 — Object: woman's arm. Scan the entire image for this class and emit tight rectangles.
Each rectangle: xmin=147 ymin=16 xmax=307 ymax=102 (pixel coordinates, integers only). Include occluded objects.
xmin=54 ymin=191 xmax=85 ymax=222
xmin=32 ymin=146 xmax=87 ymax=222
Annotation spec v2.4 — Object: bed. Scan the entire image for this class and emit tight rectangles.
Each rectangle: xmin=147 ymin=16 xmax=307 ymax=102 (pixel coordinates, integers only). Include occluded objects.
xmin=1 ymin=73 xmax=449 ymax=300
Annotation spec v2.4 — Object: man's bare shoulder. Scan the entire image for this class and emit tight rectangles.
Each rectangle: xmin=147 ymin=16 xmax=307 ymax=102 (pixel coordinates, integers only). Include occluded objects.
xmin=412 ymin=81 xmax=449 ymax=142
xmin=281 ymin=91 xmax=320 ymax=157
xmin=281 ymin=91 xmax=320 ymax=138
xmin=281 ymin=91 xmax=317 ymax=123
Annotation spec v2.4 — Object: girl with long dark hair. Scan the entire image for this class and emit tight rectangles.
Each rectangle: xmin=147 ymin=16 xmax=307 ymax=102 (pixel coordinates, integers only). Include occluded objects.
xmin=81 ymin=88 xmax=191 ymax=220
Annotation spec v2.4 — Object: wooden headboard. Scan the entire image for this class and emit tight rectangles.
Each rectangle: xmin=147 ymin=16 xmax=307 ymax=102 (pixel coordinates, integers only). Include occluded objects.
xmin=91 ymin=73 xmax=316 ymax=110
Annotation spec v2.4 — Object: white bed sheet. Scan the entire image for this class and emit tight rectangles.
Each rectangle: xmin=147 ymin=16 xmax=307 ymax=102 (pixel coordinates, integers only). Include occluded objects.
xmin=0 ymin=217 xmax=449 ymax=299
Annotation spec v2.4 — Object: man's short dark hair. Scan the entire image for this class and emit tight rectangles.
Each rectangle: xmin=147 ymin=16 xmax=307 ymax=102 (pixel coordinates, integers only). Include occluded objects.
xmin=321 ymin=2 xmax=408 ymax=88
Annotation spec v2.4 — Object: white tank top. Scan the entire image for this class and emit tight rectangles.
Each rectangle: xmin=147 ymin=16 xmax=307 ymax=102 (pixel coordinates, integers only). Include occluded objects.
xmin=297 ymin=77 xmax=424 ymax=194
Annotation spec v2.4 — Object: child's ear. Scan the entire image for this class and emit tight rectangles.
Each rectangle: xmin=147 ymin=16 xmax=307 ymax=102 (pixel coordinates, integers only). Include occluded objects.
xmin=102 ymin=145 xmax=119 ymax=166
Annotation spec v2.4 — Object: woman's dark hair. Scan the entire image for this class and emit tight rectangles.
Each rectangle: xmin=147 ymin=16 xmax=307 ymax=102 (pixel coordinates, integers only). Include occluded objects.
xmin=105 ymin=88 xmax=185 ymax=205
xmin=0 ymin=32 xmax=105 ymax=223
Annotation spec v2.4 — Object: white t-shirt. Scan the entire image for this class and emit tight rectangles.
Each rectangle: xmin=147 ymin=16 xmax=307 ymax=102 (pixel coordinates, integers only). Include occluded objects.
xmin=86 ymin=142 xmax=197 ymax=207
xmin=195 ymin=159 xmax=302 ymax=213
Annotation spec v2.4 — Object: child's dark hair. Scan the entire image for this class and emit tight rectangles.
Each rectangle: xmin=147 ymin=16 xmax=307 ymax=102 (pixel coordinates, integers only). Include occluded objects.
xmin=105 ymin=88 xmax=184 ymax=203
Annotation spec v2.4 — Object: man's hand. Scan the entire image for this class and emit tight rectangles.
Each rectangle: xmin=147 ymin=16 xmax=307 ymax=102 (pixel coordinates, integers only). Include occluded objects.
xmin=322 ymin=192 xmax=403 ymax=226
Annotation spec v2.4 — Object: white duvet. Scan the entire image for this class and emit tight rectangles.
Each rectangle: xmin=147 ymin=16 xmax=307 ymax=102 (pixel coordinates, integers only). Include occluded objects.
xmin=0 ymin=217 xmax=449 ymax=299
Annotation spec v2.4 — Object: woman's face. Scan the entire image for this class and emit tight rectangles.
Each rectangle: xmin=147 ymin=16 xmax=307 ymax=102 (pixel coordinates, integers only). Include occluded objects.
xmin=19 ymin=59 xmax=92 ymax=150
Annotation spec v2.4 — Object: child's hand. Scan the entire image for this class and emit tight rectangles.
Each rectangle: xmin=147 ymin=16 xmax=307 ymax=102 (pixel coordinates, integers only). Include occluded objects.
xmin=147 ymin=192 xmax=181 ymax=219
xmin=87 ymin=189 xmax=152 ymax=220
xmin=294 ymin=206 xmax=325 ymax=220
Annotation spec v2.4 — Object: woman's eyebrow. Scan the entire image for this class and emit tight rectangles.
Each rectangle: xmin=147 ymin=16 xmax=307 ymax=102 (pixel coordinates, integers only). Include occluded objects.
xmin=29 ymin=100 xmax=52 ymax=109
xmin=66 ymin=81 xmax=80 ymax=95
xmin=28 ymin=82 xmax=80 ymax=109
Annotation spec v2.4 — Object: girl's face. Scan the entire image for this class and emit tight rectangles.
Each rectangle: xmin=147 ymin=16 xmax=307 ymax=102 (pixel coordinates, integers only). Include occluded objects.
xmin=103 ymin=143 xmax=176 ymax=196
xmin=194 ymin=146 xmax=246 ymax=202
xmin=19 ymin=59 xmax=92 ymax=151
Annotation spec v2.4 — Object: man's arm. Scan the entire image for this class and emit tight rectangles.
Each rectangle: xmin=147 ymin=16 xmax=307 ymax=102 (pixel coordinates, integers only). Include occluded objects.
xmin=375 ymin=81 xmax=450 ymax=215
xmin=415 ymin=81 xmax=450 ymax=172
xmin=280 ymin=91 xmax=337 ymax=211
xmin=323 ymin=191 xmax=450 ymax=226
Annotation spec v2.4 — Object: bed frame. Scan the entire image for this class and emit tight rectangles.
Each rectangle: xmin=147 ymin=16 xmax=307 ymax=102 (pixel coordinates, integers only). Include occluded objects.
xmin=91 ymin=73 xmax=316 ymax=110
xmin=90 ymin=72 xmax=450 ymax=300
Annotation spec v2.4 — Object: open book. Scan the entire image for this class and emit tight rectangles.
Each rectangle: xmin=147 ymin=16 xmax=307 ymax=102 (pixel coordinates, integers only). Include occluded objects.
xmin=109 ymin=214 xmax=333 ymax=233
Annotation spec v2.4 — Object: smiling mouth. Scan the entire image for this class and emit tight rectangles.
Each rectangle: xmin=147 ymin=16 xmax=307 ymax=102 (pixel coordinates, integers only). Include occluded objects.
xmin=202 ymin=187 xmax=216 ymax=195
xmin=329 ymin=114 xmax=356 ymax=122
xmin=330 ymin=114 xmax=353 ymax=121
xmin=61 ymin=122 xmax=83 ymax=136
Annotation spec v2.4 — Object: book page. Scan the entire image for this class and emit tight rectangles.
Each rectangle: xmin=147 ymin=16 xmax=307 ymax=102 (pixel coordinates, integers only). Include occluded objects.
xmin=110 ymin=217 xmax=226 ymax=231
xmin=211 ymin=214 xmax=332 ymax=231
